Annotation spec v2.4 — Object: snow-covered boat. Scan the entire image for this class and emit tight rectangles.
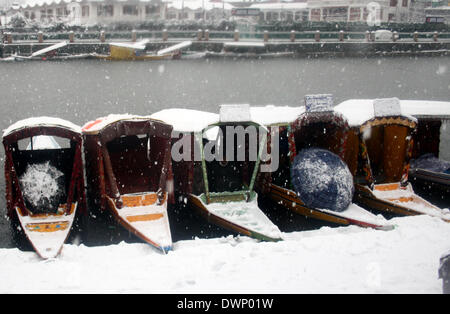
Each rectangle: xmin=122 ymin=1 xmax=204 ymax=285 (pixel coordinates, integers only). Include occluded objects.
xmin=0 ymin=41 xmax=93 ymax=61
xmin=151 ymin=106 xmax=282 ymax=241
xmin=253 ymin=97 xmax=393 ymax=230
xmin=82 ymin=115 xmax=173 ymax=253
xmin=402 ymin=100 xmax=450 ymax=202
xmin=92 ymin=40 xmax=192 ymax=61
xmin=2 ymin=117 xmax=86 ymax=259
xmin=335 ymin=98 xmax=450 ymax=222
xmin=205 ymin=42 xmax=294 ymax=59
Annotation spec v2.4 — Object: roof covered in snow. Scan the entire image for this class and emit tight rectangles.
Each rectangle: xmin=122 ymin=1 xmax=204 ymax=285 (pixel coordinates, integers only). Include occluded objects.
xmin=249 ymin=2 xmax=307 ymax=10
xmin=3 ymin=116 xmax=82 ymax=138
xmin=18 ymin=0 xmax=161 ymax=9
xmin=150 ymin=108 xmax=219 ymax=132
xmin=250 ymin=105 xmax=305 ymax=126
xmin=81 ymin=114 xmax=156 ymax=134
xmin=166 ymin=0 xmax=234 ymax=11
xmin=333 ymin=99 xmax=438 ymax=127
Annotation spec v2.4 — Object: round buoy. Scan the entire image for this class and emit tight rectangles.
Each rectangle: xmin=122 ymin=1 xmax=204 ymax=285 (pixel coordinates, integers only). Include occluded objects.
xmin=290 ymin=148 xmax=354 ymax=212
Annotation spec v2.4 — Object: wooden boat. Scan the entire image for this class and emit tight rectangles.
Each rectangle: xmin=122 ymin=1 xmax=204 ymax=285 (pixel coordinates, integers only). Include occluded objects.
xmin=253 ymin=97 xmax=393 ymax=230
xmin=335 ymin=98 xmax=450 ymax=222
xmin=151 ymin=106 xmax=282 ymax=241
xmin=205 ymin=42 xmax=294 ymax=59
xmin=93 ymin=40 xmax=192 ymax=61
xmin=2 ymin=117 xmax=86 ymax=259
xmin=402 ymin=100 xmax=450 ymax=203
xmin=82 ymin=115 xmax=173 ymax=253
xmin=0 ymin=41 xmax=93 ymax=61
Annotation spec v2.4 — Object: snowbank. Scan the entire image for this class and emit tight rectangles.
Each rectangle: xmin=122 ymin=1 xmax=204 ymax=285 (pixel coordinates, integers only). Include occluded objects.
xmin=0 ymin=215 xmax=449 ymax=293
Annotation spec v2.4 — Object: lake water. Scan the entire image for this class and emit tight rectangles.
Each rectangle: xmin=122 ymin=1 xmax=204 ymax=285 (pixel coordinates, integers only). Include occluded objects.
xmin=0 ymin=56 xmax=449 ymax=248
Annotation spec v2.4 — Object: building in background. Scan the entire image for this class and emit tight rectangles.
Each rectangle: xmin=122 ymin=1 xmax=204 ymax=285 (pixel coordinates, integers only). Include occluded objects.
xmin=4 ymin=0 xmax=437 ymax=26
xmin=13 ymin=0 xmax=166 ymax=25
xmin=424 ymin=0 xmax=450 ymax=23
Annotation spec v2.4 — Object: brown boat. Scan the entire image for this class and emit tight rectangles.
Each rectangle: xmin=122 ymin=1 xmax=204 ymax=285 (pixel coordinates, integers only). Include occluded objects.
xmin=335 ymin=98 xmax=450 ymax=222
xmin=2 ymin=117 xmax=86 ymax=259
xmin=82 ymin=115 xmax=174 ymax=252
xmin=254 ymin=96 xmax=393 ymax=230
xmin=151 ymin=106 xmax=283 ymax=242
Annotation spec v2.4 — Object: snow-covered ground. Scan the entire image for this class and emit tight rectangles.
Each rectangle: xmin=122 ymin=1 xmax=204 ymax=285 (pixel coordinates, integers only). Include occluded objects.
xmin=0 ymin=215 xmax=449 ymax=293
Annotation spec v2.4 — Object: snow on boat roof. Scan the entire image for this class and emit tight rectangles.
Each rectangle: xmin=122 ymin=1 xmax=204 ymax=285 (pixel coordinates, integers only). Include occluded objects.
xmin=3 ymin=117 xmax=81 ymax=138
xmin=334 ymin=99 xmax=424 ymax=127
xmin=224 ymin=42 xmax=265 ymax=48
xmin=400 ymin=100 xmax=450 ymax=119
xmin=82 ymin=114 xmax=157 ymax=133
xmin=157 ymin=41 xmax=192 ymax=56
xmin=109 ymin=42 xmax=146 ymax=50
xmin=150 ymin=109 xmax=219 ymax=132
xmin=250 ymin=105 xmax=305 ymax=126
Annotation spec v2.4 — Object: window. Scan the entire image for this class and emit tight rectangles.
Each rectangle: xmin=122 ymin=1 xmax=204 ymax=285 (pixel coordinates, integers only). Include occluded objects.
xmin=166 ymin=12 xmax=176 ymax=19
xmin=310 ymin=9 xmax=321 ymax=21
xmin=194 ymin=12 xmax=203 ymax=20
xmin=97 ymin=5 xmax=114 ymax=17
xmin=145 ymin=5 xmax=159 ymax=15
xmin=349 ymin=7 xmax=361 ymax=21
xmin=286 ymin=11 xmax=293 ymax=22
xmin=390 ymin=0 xmax=398 ymax=6
xmin=123 ymin=5 xmax=138 ymax=16
xmin=82 ymin=6 xmax=90 ymax=17
xmin=402 ymin=0 xmax=408 ymax=7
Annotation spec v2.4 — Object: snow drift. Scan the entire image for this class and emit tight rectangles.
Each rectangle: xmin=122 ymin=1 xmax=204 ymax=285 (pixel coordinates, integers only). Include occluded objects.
xmin=0 ymin=215 xmax=449 ymax=293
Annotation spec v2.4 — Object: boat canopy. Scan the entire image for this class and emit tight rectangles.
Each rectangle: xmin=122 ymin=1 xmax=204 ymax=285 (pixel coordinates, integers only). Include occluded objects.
xmin=290 ymin=110 xmax=350 ymax=161
xmin=82 ymin=115 xmax=173 ymax=208
xmin=3 ymin=116 xmax=81 ymax=142
xmin=150 ymin=108 xmax=219 ymax=133
xmin=334 ymin=98 xmax=418 ymax=127
xmin=336 ymin=99 xmax=417 ymax=188
xmin=2 ymin=117 xmax=84 ymax=217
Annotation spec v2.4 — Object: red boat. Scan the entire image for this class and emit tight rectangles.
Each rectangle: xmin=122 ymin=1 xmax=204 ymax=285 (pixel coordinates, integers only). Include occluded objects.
xmin=82 ymin=115 xmax=174 ymax=253
xmin=2 ymin=117 xmax=86 ymax=259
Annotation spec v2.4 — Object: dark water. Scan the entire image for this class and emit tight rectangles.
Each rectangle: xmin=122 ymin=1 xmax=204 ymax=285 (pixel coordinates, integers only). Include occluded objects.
xmin=0 ymin=56 xmax=449 ymax=248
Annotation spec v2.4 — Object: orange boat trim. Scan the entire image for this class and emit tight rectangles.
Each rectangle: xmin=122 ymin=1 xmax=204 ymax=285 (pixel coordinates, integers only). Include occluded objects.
xmin=126 ymin=213 xmax=164 ymax=222
xmin=374 ymin=183 xmax=401 ymax=191
xmin=122 ymin=194 xmax=158 ymax=207
xmin=26 ymin=221 xmax=69 ymax=232
xmin=388 ymin=196 xmax=415 ymax=203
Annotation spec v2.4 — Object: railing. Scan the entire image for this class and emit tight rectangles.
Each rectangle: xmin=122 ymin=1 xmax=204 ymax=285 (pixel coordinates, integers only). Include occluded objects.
xmin=2 ymin=29 xmax=450 ymax=44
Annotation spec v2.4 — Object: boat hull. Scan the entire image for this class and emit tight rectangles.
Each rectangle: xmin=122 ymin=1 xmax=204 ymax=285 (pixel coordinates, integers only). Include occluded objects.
xmin=354 ymin=182 xmax=450 ymax=222
xmin=268 ymin=183 xmax=392 ymax=230
xmin=92 ymin=53 xmax=173 ymax=61
xmin=188 ymin=194 xmax=282 ymax=242
xmin=106 ymin=193 xmax=172 ymax=253
xmin=15 ymin=203 xmax=77 ymax=259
